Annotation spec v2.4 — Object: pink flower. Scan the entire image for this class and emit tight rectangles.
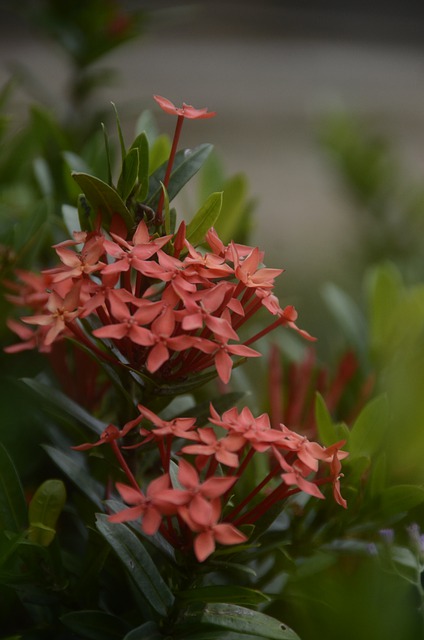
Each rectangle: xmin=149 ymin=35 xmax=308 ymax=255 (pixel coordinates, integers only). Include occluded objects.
xmin=23 ymin=285 xmax=81 ymax=346
xmin=72 ymin=417 xmax=142 ymax=451
xmin=176 ymin=459 xmax=237 ymax=523
xmin=179 ymin=498 xmax=247 ymax=562
xmin=109 ymin=475 xmax=185 ymax=535
xmin=153 ymin=95 xmax=216 ymax=120
xmin=137 ymin=404 xmax=198 ymax=441
xmin=45 ymin=235 xmax=105 ymax=283
xmin=180 ymin=427 xmax=245 ymax=468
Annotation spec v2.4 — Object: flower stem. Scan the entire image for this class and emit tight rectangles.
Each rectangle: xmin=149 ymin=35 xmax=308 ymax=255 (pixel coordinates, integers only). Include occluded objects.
xmin=110 ymin=440 xmax=140 ymax=492
xmin=156 ymin=115 xmax=184 ymax=226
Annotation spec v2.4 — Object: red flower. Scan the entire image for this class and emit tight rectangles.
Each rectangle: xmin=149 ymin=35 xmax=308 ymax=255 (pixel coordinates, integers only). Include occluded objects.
xmin=153 ymin=95 xmax=216 ymax=120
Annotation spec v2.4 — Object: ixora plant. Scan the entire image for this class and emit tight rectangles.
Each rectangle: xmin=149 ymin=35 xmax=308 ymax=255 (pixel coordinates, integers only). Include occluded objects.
xmin=2 ymin=95 xmax=348 ymax=639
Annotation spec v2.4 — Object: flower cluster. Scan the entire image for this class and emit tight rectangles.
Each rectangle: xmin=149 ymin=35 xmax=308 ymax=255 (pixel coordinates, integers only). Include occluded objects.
xmin=5 ymin=222 xmax=312 ymax=385
xmin=74 ymin=403 xmax=348 ymax=562
xmin=4 ymin=94 xmax=348 ymax=565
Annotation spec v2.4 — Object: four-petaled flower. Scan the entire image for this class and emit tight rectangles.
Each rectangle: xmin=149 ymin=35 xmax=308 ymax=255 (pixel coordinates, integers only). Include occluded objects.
xmin=154 ymin=95 xmax=216 ymax=120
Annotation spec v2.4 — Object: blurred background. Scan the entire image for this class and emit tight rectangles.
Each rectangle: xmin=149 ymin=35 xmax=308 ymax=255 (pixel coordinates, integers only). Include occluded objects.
xmin=2 ymin=0 xmax=424 ymax=335
xmin=2 ymin=2 xmax=424 ymax=640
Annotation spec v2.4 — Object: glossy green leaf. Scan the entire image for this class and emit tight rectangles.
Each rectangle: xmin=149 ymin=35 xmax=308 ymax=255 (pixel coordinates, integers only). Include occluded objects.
xmin=349 ymin=394 xmax=388 ymax=458
xmin=22 ymin=378 xmax=107 ymax=435
xmin=147 ymin=143 xmax=213 ymax=207
xmin=61 ymin=610 xmax=130 ymax=640
xmin=27 ymin=479 xmax=66 ymax=546
xmin=117 ymin=148 xmax=139 ymax=201
xmin=43 ymin=445 xmax=104 ymax=508
xmin=177 ymin=586 xmax=270 ymax=605
xmin=0 ymin=443 xmax=27 ymax=532
xmin=106 ymin=499 xmax=177 ymax=563
xmin=177 ymin=603 xmax=300 ymax=639
xmin=130 ymin=131 xmax=149 ymax=200
xmin=123 ymin=622 xmax=163 ymax=640
xmin=380 ymin=485 xmax=424 ymax=518
xmin=72 ymin=172 xmax=134 ymax=230
xmin=315 ymin=393 xmax=338 ymax=447
xmin=186 ymin=192 xmax=223 ymax=247
xmin=96 ymin=514 xmax=174 ymax=617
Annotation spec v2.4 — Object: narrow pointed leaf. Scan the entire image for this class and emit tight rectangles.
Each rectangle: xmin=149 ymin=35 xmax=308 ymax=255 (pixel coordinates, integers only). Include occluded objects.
xmin=177 ymin=603 xmax=300 ymax=639
xmin=186 ymin=192 xmax=223 ymax=247
xmin=177 ymin=586 xmax=270 ymax=605
xmin=147 ymin=143 xmax=213 ymax=207
xmin=315 ymin=393 xmax=338 ymax=447
xmin=43 ymin=445 xmax=104 ymax=508
xmin=124 ymin=622 xmax=163 ymax=640
xmin=130 ymin=131 xmax=149 ymax=200
xmin=0 ymin=444 xmax=27 ymax=532
xmin=117 ymin=148 xmax=139 ymax=201
xmin=102 ymin=122 xmax=113 ymax=186
xmin=28 ymin=479 xmax=66 ymax=546
xmin=61 ymin=610 xmax=130 ymax=640
xmin=112 ymin=101 xmax=127 ymax=162
xmin=349 ymin=394 xmax=388 ymax=458
xmin=72 ymin=172 xmax=134 ymax=230
xmin=22 ymin=378 xmax=107 ymax=435
xmin=96 ymin=514 xmax=174 ymax=617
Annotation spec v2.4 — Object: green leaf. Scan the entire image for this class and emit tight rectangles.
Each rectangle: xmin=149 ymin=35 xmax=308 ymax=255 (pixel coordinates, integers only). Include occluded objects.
xmin=130 ymin=131 xmax=149 ymax=200
xmin=380 ymin=485 xmax=424 ymax=518
xmin=136 ymin=109 xmax=159 ymax=143
xmin=101 ymin=122 xmax=113 ymax=186
xmin=22 ymin=378 xmax=107 ymax=435
xmin=147 ymin=144 xmax=213 ymax=207
xmin=43 ymin=445 xmax=104 ymax=508
xmin=124 ymin=622 xmax=163 ymax=640
xmin=111 ymin=102 xmax=127 ymax=162
xmin=0 ymin=444 xmax=27 ymax=532
xmin=186 ymin=192 xmax=223 ymax=247
xmin=177 ymin=603 xmax=300 ymax=639
xmin=61 ymin=610 xmax=130 ymax=640
xmin=214 ymin=174 xmax=250 ymax=244
xmin=117 ymin=148 xmax=139 ymax=201
xmin=368 ymin=453 xmax=387 ymax=498
xmin=96 ymin=514 xmax=174 ymax=617
xmin=321 ymin=283 xmax=367 ymax=354
xmin=315 ymin=393 xmax=338 ymax=447
xmin=366 ymin=263 xmax=402 ymax=355
xmin=348 ymin=394 xmax=388 ymax=458
xmin=177 ymin=586 xmax=270 ymax=605
xmin=72 ymin=172 xmax=134 ymax=230
xmin=27 ymin=479 xmax=66 ymax=546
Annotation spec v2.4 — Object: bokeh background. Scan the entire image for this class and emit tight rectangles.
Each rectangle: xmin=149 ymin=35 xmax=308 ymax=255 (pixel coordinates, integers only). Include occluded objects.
xmin=3 ymin=0 xmax=424 ymax=337
xmin=2 ymin=2 xmax=424 ymax=639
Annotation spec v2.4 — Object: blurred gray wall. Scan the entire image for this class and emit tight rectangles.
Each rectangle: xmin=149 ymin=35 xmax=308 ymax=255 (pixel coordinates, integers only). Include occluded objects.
xmin=2 ymin=1 xmax=424 ymax=319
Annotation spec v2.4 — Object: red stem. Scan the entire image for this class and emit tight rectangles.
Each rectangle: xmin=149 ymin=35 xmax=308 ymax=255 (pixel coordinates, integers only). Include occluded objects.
xmin=156 ymin=115 xmax=184 ymax=225
xmin=110 ymin=440 xmax=140 ymax=492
